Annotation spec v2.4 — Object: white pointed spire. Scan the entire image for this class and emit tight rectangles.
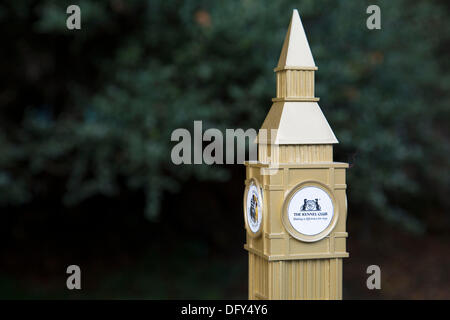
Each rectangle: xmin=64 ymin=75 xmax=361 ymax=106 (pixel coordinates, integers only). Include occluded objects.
xmin=277 ymin=9 xmax=316 ymax=69
xmin=258 ymin=9 xmax=338 ymax=145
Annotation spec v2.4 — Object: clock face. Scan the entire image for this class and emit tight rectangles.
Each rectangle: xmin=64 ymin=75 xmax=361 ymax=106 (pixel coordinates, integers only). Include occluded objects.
xmin=244 ymin=180 xmax=263 ymax=235
xmin=285 ymin=185 xmax=335 ymax=238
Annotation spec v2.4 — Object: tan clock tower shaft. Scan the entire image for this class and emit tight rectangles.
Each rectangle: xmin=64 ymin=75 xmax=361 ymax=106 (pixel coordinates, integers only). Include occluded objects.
xmin=243 ymin=9 xmax=349 ymax=300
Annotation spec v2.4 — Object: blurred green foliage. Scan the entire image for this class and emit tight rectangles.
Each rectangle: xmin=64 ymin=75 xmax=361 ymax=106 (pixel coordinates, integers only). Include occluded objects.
xmin=0 ymin=0 xmax=449 ymax=231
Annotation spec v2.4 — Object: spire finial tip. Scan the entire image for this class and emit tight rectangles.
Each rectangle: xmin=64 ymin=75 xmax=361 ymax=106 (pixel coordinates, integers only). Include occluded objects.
xmin=276 ymin=8 xmax=316 ymax=68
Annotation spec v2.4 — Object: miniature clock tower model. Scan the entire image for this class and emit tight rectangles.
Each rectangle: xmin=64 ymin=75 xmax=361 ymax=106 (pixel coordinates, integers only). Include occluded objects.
xmin=243 ymin=10 xmax=349 ymax=300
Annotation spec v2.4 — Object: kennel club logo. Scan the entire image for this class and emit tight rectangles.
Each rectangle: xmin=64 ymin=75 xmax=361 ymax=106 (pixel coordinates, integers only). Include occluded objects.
xmin=287 ymin=186 xmax=334 ymax=236
xmin=250 ymin=194 xmax=259 ymax=224
xmin=246 ymin=181 xmax=263 ymax=234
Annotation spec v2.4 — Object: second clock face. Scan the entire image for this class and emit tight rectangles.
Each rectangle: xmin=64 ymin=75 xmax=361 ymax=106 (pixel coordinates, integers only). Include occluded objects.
xmin=245 ymin=180 xmax=263 ymax=235
xmin=286 ymin=185 xmax=334 ymax=236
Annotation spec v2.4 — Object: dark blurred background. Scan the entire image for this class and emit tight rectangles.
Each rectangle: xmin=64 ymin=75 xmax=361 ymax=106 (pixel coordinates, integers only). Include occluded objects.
xmin=0 ymin=0 xmax=449 ymax=299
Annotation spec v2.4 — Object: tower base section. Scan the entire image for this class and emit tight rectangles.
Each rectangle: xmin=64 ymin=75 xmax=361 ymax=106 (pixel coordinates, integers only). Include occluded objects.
xmin=248 ymin=253 xmax=343 ymax=300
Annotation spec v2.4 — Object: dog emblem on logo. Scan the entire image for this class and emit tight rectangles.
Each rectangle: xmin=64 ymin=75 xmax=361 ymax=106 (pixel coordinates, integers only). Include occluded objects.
xmin=250 ymin=194 xmax=259 ymax=223
xmin=301 ymin=199 xmax=321 ymax=211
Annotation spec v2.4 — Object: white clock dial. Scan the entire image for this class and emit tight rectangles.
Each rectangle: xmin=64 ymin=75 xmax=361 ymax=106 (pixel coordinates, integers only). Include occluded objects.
xmin=287 ymin=186 xmax=334 ymax=236
xmin=245 ymin=180 xmax=263 ymax=235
